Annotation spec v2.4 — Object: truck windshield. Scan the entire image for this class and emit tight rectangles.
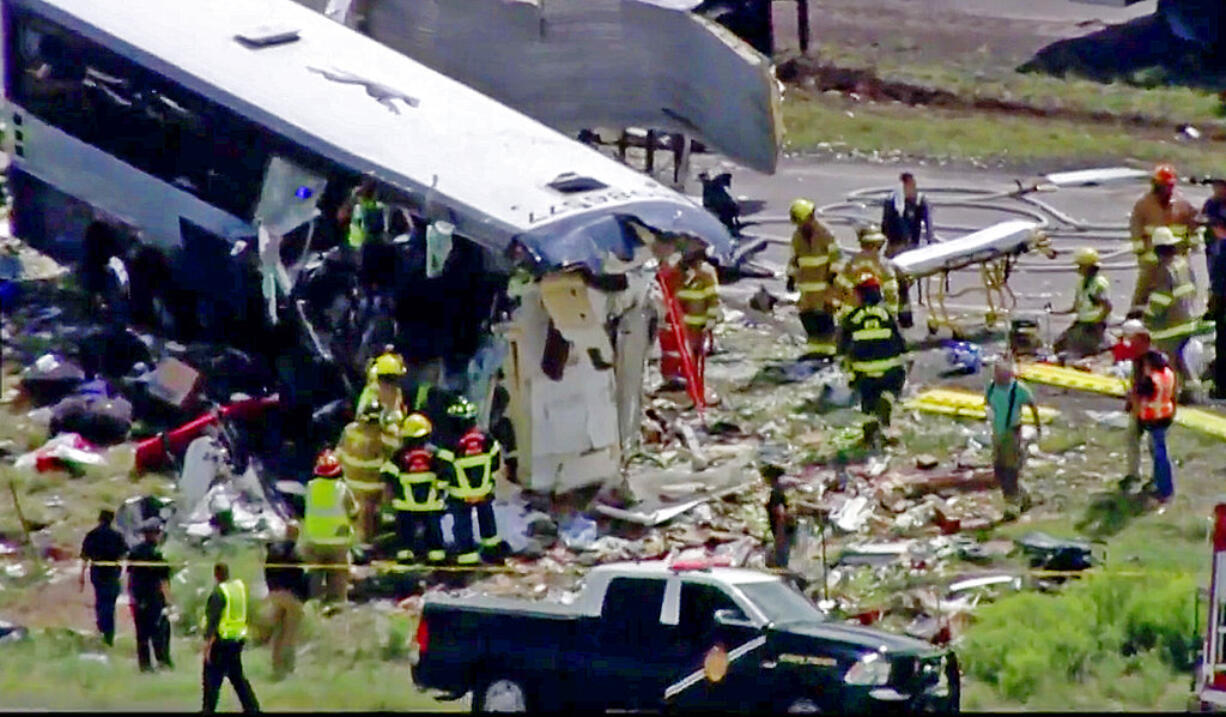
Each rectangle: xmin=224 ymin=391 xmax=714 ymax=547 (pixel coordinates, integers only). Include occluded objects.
xmin=739 ymin=580 xmax=825 ymax=625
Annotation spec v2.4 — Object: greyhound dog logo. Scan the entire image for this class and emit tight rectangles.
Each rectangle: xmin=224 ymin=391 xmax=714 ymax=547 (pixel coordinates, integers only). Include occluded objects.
xmin=308 ymin=66 xmax=420 ymax=115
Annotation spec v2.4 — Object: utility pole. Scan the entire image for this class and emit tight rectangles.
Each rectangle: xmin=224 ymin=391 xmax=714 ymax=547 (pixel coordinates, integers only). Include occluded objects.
xmin=796 ymin=0 xmax=810 ymax=54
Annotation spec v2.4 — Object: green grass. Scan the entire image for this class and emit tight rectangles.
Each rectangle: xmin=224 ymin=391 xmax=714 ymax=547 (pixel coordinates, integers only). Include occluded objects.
xmin=0 ymin=541 xmax=459 ymax=711
xmin=0 ymin=624 xmax=458 ymax=711
xmin=952 ymin=417 xmax=1223 ymax=710
xmin=781 ymin=94 xmax=1222 ymax=174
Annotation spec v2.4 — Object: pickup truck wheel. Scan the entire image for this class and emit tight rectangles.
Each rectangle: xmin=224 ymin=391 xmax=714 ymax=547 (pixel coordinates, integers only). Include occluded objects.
xmin=473 ymin=677 xmax=530 ymax=712
xmin=785 ymin=697 xmax=821 ymax=713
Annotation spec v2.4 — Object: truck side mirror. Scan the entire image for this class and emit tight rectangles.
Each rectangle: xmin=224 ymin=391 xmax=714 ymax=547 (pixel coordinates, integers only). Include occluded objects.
xmin=714 ymin=608 xmax=752 ymax=628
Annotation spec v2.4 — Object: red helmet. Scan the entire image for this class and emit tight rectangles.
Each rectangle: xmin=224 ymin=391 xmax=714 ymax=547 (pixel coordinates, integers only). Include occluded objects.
xmin=855 ymin=273 xmax=881 ymax=291
xmin=314 ymin=449 xmax=343 ymax=477
xmin=1152 ymin=164 xmax=1177 ymax=186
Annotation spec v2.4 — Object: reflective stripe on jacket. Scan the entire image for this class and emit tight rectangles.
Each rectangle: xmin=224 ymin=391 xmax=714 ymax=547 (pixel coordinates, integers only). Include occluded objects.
xmin=789 ymin=221 xmax=841 ymax=312
xmin=676 ymin=266 xmax=719 ymax=331
xmin=1129 ymin=192 xmax=1198 ymax=263
xmin=1143 ymin=258 xmax=1198 ymax=341
xmin=217 ymin=579 xmax=248 ymax=641
xmin=839 ymin=304 xmax=906 ymax=379
xmin=383 ymin=446 xmax=453 ymax=512
xmin=1137 ymin=366 xmax=1176 ymax=422
xmin=304 ymin=478 xmax=354 ymax=546
xmin=1075 ymin=274 xmax=1111 ymax=323
xmin=449 ymin=429 xmax=503 ymax=501
xmin=337 ymin=421 xmax=390 ymax=491
xmin=836 ymin=252 xmax=901 ymax=315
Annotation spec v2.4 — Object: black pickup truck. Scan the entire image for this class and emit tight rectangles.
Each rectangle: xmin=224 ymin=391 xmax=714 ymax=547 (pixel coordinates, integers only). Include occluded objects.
xmin=411 ymin=560 xmax=959 ymax=712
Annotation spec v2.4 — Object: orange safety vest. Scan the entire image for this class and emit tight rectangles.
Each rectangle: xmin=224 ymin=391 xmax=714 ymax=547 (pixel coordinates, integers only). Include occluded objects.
xmin=1137 ymin=366 xmax=1176 ymax=422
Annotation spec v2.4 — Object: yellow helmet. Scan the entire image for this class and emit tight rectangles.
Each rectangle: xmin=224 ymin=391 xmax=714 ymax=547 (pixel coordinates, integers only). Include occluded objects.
xmin=1151 ymin=226 xmax=1179 ymax=248
xmin=401 ymin=412 xmax=432 ymax=439
xmin=858 ymin=227 xmax=886 ymax=246
xmin=1073 ymin=247 xmax=1099 ymax=266
xmin=373 ymin=352 xmax=406 ymax=378
xmin=789 ymin=199 xmax=816 ymax=225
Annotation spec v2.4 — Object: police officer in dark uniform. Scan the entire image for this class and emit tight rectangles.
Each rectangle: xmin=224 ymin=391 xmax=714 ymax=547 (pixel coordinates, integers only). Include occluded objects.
xmin=79 ymin=509 xmax=127 ymax=646
xmin=127 ymin=519 xmax=174 ymax=672
xmin=881 ymin=172 xmax=933 ymax=328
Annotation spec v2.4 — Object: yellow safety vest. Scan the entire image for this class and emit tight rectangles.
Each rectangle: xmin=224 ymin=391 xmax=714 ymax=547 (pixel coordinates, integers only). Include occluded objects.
xmin=304 ymin=478 xmax=353 ymax=546
xmin=217 ymin=579 xmax=248 ymax=641
xmin=450 ymin=443 xmax=501 ymax=501
xmin=347 ymin=198 xmax=385 ymax=249
xmin=1075 ymin=274 xmax=1111 ymax=323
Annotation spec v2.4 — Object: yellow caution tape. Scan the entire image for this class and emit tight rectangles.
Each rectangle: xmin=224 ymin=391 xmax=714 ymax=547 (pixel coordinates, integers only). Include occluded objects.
xmin=1016 ymin=362 xmax=1128 ymax=397
xmin=84 ymin=559 xmax=518 ymax=573
xmin=903 ymin=388 xmax=1059 ymax=424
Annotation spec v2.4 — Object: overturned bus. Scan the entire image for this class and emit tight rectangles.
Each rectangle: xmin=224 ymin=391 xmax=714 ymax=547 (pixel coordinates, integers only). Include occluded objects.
xmin=0 ymin=0 xmax=733 ymax=492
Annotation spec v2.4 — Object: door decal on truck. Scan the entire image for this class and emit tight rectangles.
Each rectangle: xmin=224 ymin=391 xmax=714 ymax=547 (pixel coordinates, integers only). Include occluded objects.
xmin=664 ymin=636 xmax=767 ymax=701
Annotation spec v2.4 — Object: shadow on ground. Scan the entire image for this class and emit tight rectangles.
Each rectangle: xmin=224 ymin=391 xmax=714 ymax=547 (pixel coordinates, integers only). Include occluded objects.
xmin=1020 ymin=12 xmax=1226 ymax=91
xmin=1075 ymin=489 xmax=1147 ymax=539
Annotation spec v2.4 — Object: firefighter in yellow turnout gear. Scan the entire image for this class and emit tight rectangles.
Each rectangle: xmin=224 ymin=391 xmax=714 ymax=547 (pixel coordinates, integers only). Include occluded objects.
xmin=837 ymin=227 xmax=901 ymax=316
xmin=1141 ymin=227 xmax=1203 ymax=402
xmin=356 ymin=349 xmax=408 ymax=426
xmin=787 ymin=199 xmax=842 ymax=360
xmin=336 ymin=399 xmax=400 ymax=545
xmin=443 ymin=398 xmax=505 ymax=565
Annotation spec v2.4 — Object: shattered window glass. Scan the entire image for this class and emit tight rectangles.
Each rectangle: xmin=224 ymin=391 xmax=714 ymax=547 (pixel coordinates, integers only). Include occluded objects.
xmin=8 ymin=8 xmax=270 ymax=219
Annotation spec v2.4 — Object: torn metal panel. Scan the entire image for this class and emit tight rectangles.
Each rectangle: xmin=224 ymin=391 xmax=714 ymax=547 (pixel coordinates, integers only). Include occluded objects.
xmin=350 ymin=0 xmax=781 ymax=173
xmin=502 ymin=279 xmax=625 ymax=493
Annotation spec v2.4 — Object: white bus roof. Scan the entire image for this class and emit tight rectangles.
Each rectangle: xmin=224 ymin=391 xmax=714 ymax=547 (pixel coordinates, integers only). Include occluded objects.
xmin=21 ymin=0 xmax=732 ymax=270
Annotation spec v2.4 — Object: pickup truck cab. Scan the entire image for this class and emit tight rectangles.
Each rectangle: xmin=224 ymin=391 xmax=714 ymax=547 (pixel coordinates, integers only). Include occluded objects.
xmin=411 ymin=560 xmax=959 ymax=712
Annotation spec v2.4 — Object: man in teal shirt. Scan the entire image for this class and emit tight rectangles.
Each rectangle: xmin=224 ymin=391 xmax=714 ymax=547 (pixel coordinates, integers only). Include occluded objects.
xmin=985 ymin=359 xmax=1041 ymax=506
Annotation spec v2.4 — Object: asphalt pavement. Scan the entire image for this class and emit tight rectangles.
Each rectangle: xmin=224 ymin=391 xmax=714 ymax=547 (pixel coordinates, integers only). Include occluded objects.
xmin=696 ymin=156 xmax=1211 ymax=344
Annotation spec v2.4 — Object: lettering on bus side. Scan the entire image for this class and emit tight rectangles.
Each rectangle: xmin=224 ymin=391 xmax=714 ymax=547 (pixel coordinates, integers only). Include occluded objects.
xmin=527 ymin=187 xmax=667 ymax=224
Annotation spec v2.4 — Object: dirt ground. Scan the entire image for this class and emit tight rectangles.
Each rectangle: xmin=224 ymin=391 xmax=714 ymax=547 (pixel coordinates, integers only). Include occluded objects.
xmin=774 ymin=0 xmax=1154 ymax=68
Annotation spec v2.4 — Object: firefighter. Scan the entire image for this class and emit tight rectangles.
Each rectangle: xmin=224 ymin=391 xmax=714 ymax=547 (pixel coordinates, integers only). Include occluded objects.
xmin=836 ymin=226 xmax=902 ymax=318
xmin=1129 ymin=164 xmax=1201 ymax=310
xmin=1141 ymin=227 xmax=1202 ymax=402
xmin=300 ymin=450 xmax=358 ymax=605
xmin=382 ymin=413 xmax=454 ymax=565
xmin=336 ymin=398 xmax=399 ymax=545
xmin=339 ymin=176 xmax=386 ymax=251
xmin=675 ymin=245 xmax=720 ymax=393
xmin=443 ymin=398 xmax=504 ymax=565
xmin=787 ymin=199 xmax=842 ymax=360
xmin=838 ymin=274 xmax=908 ymax=432
xmin=1053 ymin=247 xmax=1113 ymax=360
xmin=355 ymin=348 xmax=407 ymax=425
xmin=656 ymin=248 xmax=688 ymax=391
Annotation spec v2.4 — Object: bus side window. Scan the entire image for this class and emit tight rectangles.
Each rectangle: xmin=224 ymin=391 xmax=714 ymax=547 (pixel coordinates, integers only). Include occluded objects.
xmin=7 ymin=8 xmax=270 ymax=221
